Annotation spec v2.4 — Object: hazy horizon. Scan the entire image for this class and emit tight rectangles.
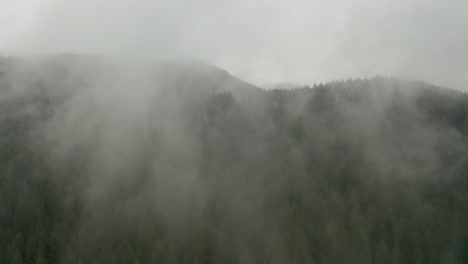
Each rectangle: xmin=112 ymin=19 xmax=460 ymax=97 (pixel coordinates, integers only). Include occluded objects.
xmin=1 ymin=0 xmax=467 ymax=91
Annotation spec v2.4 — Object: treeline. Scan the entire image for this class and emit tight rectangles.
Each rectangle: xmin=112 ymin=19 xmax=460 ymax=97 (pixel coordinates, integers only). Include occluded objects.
xmin=0 ymin=76 xmax=467 ymax=264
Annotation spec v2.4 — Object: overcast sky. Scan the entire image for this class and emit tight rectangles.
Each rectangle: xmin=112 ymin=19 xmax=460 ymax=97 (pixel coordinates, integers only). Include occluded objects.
xmin=1 ymin=0 xmax=467 ymax=90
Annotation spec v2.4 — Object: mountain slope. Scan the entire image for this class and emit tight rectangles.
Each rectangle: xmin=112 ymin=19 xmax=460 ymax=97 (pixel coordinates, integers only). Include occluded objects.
xmin=0 ymin=56 xmax=467 ymax=264
xmin=263 ymin=82 xmax=302 ymax=90
xmin=0 ymin=54 xmax=261 ymax=100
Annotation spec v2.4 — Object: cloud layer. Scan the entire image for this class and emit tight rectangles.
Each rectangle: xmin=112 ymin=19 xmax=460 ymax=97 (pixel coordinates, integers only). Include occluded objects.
xmin=1 ymin=0 xmax=467 ymax=90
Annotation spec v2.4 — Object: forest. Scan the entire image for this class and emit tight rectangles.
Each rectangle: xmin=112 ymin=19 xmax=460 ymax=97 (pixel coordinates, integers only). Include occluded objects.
xmin=0 ymin=56 xmax=467 ymax=264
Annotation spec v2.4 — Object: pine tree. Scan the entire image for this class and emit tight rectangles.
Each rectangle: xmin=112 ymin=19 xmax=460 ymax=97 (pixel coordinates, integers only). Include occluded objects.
xmin=35 ymin=252 xmax=46 ymax=264
xmin=11 ymin=250 xmax=25 ymax=264
xmin=60 ymin=245 xmax=79 ymax=264
xmin=441 ymin=250 xmax=458 ymax=264
xmin=375 ymin=240 xmax=391 ymax=264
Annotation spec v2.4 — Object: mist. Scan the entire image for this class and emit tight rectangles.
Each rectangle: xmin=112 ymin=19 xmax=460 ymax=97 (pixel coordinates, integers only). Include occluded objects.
xmin=0 ymin=1 xmax=467 ymax=264
xmin=2 ymin=0 xmax=468 ymax=90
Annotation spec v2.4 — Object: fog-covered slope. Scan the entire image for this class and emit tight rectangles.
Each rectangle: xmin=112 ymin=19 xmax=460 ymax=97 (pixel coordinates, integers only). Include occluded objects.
xmin=263 ymin=82 xmax=302 ymax=90
xmin=0 ymin=55 xmax=467 ymax=264
xmin=0 ymin=54 xmax=261 ymax=100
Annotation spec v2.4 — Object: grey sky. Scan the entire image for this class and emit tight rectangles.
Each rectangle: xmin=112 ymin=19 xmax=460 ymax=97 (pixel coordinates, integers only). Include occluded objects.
xmin=1 ymin=0 xmax=467 ymax=90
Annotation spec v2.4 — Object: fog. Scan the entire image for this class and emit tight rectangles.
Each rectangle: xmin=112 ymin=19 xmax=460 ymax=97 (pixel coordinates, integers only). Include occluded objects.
xmin=0 ymin=1 xmax=467 ymax=263
xmin=1 ymin=0 xmax=468 ymax=90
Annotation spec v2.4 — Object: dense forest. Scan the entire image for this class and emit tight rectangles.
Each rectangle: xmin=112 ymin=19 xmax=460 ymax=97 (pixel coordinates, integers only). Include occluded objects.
xmin=0 ymin=55 xmax=467 ymax=264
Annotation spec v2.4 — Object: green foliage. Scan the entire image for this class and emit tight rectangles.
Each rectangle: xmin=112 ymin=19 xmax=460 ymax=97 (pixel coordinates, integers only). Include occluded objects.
xmin=0 ymin=76 xmax=467 ymax=264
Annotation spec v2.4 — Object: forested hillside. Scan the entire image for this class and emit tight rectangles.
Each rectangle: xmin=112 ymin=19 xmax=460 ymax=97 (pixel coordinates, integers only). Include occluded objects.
xmin=0 ymin=56 xmax=467 ymax=264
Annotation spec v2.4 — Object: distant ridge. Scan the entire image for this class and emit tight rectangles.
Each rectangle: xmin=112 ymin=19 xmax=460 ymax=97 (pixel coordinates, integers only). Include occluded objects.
xmin=263 ymin=82 xmax=302 ymax=90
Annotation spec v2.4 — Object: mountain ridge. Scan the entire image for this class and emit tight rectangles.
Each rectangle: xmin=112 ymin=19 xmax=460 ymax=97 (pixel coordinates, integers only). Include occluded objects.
xmin=0 ymin=54 xmax=467 ymax=264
